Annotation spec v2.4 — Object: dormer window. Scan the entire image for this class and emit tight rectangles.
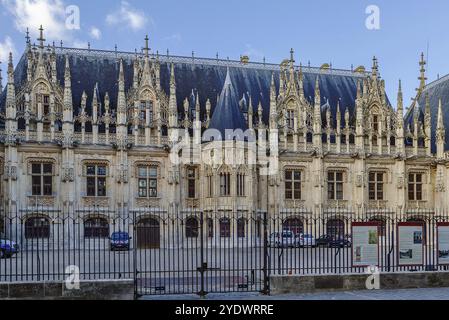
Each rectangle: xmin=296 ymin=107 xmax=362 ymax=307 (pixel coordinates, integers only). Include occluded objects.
xmin=286 ymin=110 xmax=294 ymax=129
xmin=37 ymin=94 xmax=50 ymax=115
xmin=140 ymin=101 xmax=154 ymax=123
xmin=373 ymin=115 xmax=379 ymax=132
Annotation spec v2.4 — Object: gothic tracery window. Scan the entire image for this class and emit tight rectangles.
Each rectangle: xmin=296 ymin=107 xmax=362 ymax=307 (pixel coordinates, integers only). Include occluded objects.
xmin=31 ymin=163 xmax=53 ymax=196
xmin=86 ymin=164 xmax=107 ymax=197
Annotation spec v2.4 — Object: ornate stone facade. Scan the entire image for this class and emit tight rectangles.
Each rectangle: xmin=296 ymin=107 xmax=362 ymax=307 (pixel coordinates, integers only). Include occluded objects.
xmin=0 ymin=29 xmax=448 ymax=231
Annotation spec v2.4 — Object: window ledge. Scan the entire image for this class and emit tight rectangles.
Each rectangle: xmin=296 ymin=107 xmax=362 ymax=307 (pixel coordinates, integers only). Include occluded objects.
xmin=137 ymin=197 xmax=161 ymax=200
xmin=27 ymin=195 xmax=55 ymax=207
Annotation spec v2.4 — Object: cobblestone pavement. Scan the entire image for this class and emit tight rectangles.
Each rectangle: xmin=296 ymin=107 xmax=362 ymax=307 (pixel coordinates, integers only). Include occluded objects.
xmin=141 ymin=287 xmax=449 ymax=300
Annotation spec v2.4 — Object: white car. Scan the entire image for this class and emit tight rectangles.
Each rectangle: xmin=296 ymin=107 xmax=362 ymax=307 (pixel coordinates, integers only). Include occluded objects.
xmin=295 ymin=234 xmax=316 ymax=247
xmin=268 ymin=231 xmax=295 ymax=248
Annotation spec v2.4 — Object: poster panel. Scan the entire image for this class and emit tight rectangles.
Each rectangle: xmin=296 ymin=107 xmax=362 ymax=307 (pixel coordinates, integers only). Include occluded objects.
xmin=397 ymin=222 xmax=424 ymax=266
xmin=437 ymin=223 xmax=449 ymax=265
xmin=352 ymin=222 xmax=380 ymax=267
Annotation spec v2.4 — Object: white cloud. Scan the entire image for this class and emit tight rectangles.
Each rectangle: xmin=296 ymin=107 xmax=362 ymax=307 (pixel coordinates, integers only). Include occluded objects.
xmin=1 ymin=0 xmax=88 ymax=48
xmin=106 ymin=1 xmax=148 ymax=31
xmin=89 ymin=26 xmax=101 ymax=40
xmin=1 ymin=0 xmax=70 ymax=41
xmin=0 ymin=36 xmax=16 ymax=63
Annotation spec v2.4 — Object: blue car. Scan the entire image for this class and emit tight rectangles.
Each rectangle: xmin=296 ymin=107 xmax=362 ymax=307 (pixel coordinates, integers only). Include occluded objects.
xmin=110 ymin=232 xmax=131 ymax=251
xmin=0 ymin=239 xmax=19 ymax=258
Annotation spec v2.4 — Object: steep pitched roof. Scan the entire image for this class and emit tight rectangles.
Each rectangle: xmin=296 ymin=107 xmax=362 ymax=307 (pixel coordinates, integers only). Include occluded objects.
xmin=1 ymin=46 xmax=371 ymax=129
xmin=406 ymin=74 xmax=449 ymax=152
xmin=209 ymin=68 xmax=248 ymax=139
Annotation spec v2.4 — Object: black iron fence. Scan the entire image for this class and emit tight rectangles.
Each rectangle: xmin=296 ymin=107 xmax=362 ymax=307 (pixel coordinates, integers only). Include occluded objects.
xmin=0 ymin=203 xmax=448 ymax=297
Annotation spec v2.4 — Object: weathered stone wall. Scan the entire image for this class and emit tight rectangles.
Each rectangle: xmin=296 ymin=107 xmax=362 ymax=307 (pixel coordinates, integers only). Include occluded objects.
xmin=0 ymin=279 xmax=134 ymax=300
xmin=270 ymin=272 xmax=449 ymax=295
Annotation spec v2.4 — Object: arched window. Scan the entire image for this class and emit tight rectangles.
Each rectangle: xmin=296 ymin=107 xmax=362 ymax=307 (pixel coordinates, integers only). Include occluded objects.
xmin=283 ymin=218 xmax=303 ymax=235
xmin=327 ymin=219 xmax=345 ymax=238
xmin=219 ymin=218 xmax=231 ymax=238
xmin=237 ymin=218 xmax=246 ymax=238
xmin=84 ymin=217 xmax=109 ymax=238
xmin=25 ymin=217 xmax=50 ymax=239
xmin=185 ymin=217 xmax=199 ymax=238
xmin=390 ymin=136 xmax=396 ymax=146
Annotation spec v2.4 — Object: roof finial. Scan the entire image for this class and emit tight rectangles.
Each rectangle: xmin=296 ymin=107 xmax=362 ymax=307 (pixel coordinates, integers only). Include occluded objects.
xmin=418 ymin=52 xmax=427 ymax=91
xmin=144 ymin=35 xmax=149 ymax=57
xmin=37 ymin=25 xmax=45 ymax=49
xmin=25 ymin=27 xmax=30 ymax=45
xmin=290 ymin=48 xmax=295 ymax=64
xmin=372 ymin=56 xmax=378 ymax=76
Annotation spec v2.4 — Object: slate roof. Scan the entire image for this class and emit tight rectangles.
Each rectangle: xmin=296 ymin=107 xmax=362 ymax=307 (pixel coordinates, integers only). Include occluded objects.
xmin=1 ymin=46 xmax=372 ymax=130
xmin=405 ymin=74 xmax=449 ymax=152
xmin=209 ymin=68 xmax=248 ymax=139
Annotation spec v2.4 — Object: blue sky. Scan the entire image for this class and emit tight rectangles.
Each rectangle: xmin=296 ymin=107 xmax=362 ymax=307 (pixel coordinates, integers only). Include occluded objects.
xmin=0 ymin=0 xmax=448 ymax=110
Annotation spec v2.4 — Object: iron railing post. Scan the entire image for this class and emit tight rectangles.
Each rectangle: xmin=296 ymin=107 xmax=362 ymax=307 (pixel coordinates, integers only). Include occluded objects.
xmin=198 ymin=210 xmax=207 ymax=297
xmin=261 ymin=211 xmax=269 ymax=295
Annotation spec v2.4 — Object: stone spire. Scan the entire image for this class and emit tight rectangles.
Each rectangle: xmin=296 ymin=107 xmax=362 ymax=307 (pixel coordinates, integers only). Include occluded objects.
xmin=168 ymin=63 xmax=178 ymax=128
xmin=62 ymin=55 xmax=73 ymax=128
xmin=396 ymin=80 xmax=405 ymax=154
xmin=63 ymin=55 xmax=72 ymax=111
xmin=418 ymin=52 xmax=427 ymax=93
xmin=313 ymin=76 xmax=322 ymax=148
xmin=6 ymin=53 xmax=15 ymax=117
xmin=437 ymin=98 xmax=445 ymax=158
xmin=269 ymin=73 xmax=277 ymax=129
xmin=248 ymin=95 xmax=253 ymax=129
xmin=371 ymin=56 xmax=378 ymax=78
xmin=297 ymin=64 xmax=305 ymax=100
xmin=287 ymin=48 xmax=296 ymax=91
xmin=336 ymin=100 xmax=341 ymax=130
xmin=205 ymin=98 xmax=211 ymax=127
xmin=37 ymin=25 xmax=45 ymax=49
xmin=117 ymin=59 xmax=126 ymax=125
xmin=92 ymin=83 xmax=99 ymax=123
xmin=425 ymin=92 xmax=431 ymax=156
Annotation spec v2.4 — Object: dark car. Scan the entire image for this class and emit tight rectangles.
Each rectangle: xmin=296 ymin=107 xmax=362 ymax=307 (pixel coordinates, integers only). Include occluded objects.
xmin=110 ymin=232 xmax=131 ymax=251
xmin=0 ymin=239 xmax=19 ymax=258
xmin=316 ymin=235 xmax=333 ymax=247
xmin=316 ymin=234 xmax=352 ymax=248
xmin=328 ymin=235 xmax=352 ymax=248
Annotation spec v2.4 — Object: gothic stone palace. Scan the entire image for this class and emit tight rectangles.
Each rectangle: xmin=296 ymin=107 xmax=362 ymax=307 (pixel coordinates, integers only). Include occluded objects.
xmin=1 ymin=28 xmax=449 ymax=242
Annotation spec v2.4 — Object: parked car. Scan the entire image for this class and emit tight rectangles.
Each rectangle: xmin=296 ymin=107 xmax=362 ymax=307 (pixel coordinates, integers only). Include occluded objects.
xmin=316 ymin=235 xmax=333 ymax=247
xmin=295 ymin=234 xmax=316 ymax=247
xmin=268 ymin=232 xmax=280 ymax=248
xmin=110 ymin=232 xmax=131 ymax=251
xmin=0 ymin=239 xmax=19 ymax=258
xmin=328 ymin=235 xmax=352 ymax=248
xmin=279 ymin=230 xmax=295 ymax=248
xmin=268 ymin=231 xmax=295 ymax=248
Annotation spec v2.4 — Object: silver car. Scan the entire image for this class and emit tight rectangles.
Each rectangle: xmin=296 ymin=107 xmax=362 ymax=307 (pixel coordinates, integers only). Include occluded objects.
xmin=295 ymin=234 xmax=316 ymax=247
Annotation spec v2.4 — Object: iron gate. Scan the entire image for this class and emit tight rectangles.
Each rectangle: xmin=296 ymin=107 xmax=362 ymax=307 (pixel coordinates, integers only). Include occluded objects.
xmin=134 ymin=210 xmax=269 ymax=297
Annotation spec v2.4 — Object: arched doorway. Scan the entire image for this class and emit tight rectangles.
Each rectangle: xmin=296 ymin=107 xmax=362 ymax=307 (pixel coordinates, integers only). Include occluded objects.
xmin=137 ymin=218 xmax=160 ymax=249
xmin=84 ymin=217 xmax=109 ymax=238
xmin=185 ymin=217 xmax=199 ymax=238
xmin=283 ymin=218 xmax=303 ymax=235
xmin=327 ymin=219 xmax=345 ymax=238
